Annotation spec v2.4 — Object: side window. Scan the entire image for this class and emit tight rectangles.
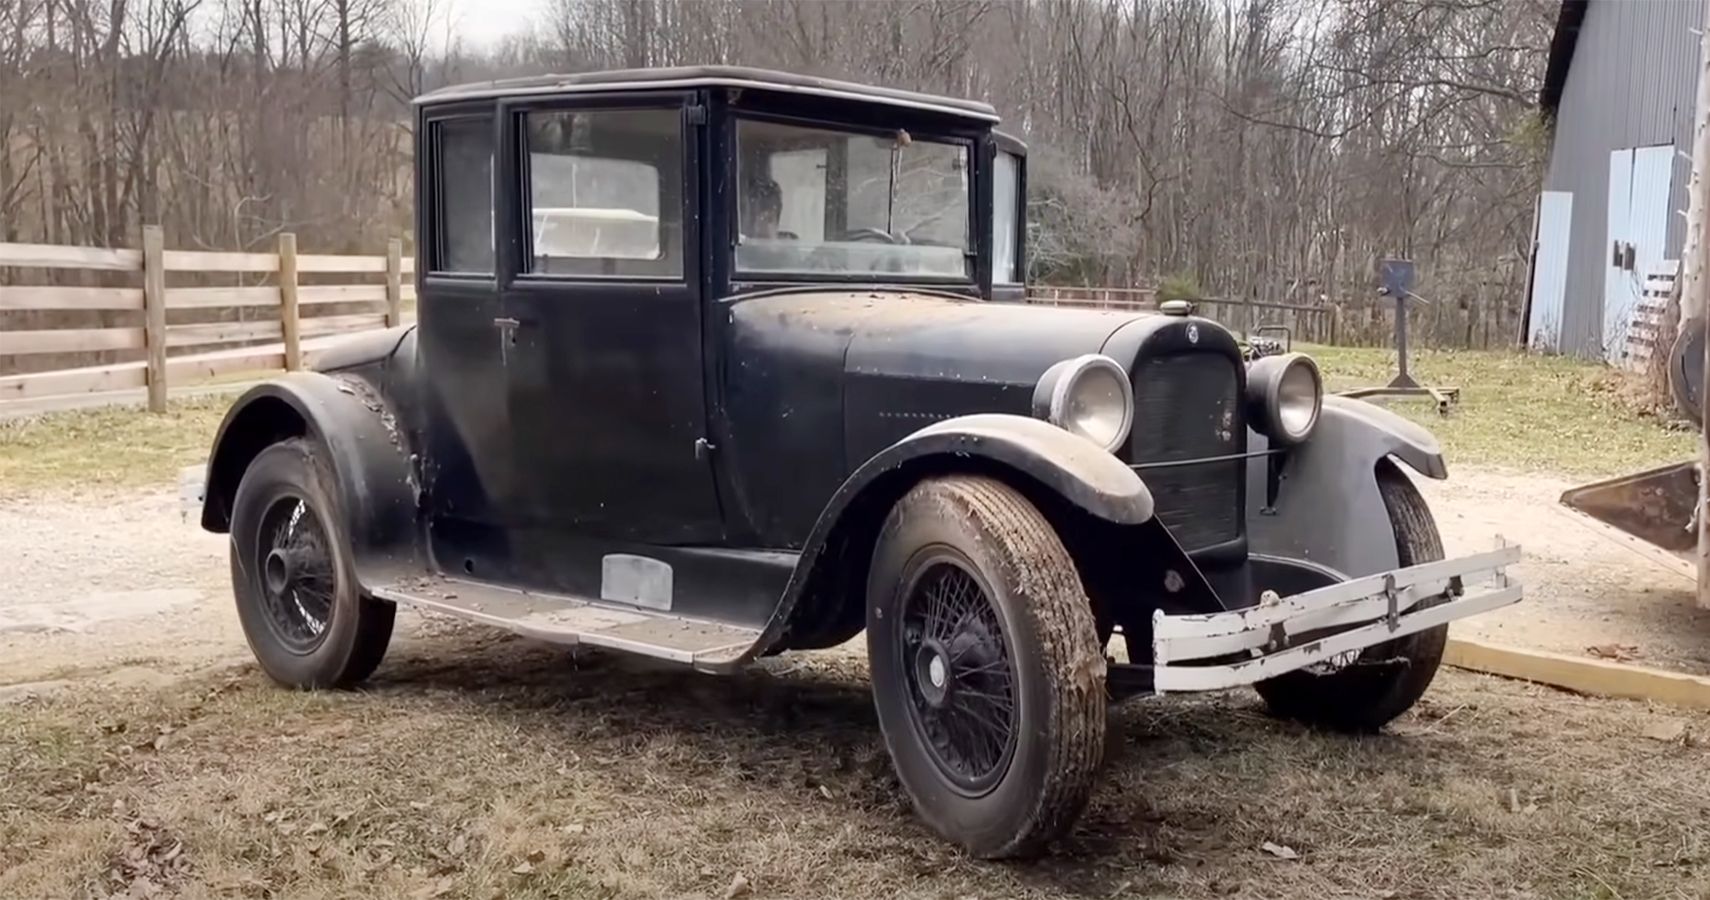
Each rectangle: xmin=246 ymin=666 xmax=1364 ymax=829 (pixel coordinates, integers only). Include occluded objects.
xmin=432 ymin=117 xmax=495 ymax=275
xmin=993 ymin=151 xmax=1022 ymax=285
xmin=524 ymin=108 xmax=683 ymax=277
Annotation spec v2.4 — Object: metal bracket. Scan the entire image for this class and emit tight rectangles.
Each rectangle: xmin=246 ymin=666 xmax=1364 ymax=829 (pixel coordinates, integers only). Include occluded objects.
xmin=1383 ymin=572 xmax=1399 ymax=631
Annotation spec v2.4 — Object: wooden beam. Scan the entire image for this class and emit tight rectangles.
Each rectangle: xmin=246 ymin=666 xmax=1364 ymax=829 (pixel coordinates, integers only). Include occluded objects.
xmin=297 ymin=253 xmax=388 ymax=274
xmin=143 ymin=226 xmax=168 ymax=413
xmin=167 ymin=349 xmax=285 ymax=384
xmin=0 ymin=286 xmax=145 ymax=311
xmin=0 ymin=327 xmax=146 ymax=354
xmin=279 ymin=233 xmax=302 ymax=371
xmin=164 ymin=286 xmax=282 ymax=309
xmin=298 ymin=284 xmax=387 ymax=305
xmin=0 ymin=242 xmax=142 ymax=271
xmin=166 ymin=320 xmax=284 ymax=348
xmin=0 ymin=362 xmax=147 ymax=401
xmin=1445 ymin=638 xmax=1710 ymax=711
xmin=161 ymin=249 xmax=279 ymax=273
xmin=300 ymin=313 xmax=387 ymax=338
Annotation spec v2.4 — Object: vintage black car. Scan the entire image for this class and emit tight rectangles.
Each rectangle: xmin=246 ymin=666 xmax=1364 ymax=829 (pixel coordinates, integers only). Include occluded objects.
xmin=194 ymin=67 xmax=1521 ymax=858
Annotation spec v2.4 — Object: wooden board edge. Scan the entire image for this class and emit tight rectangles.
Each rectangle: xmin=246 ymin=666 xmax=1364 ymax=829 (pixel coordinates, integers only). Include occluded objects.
xmin=1444 ymin=637 xmax=1710 ymax=710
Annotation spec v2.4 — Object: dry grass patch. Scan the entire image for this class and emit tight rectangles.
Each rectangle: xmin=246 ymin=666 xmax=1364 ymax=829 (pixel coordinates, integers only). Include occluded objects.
xmin=0 ymin=397 xmax=228 ymax=494
xmin=3 ymin=627 xmax=1708 ymax=899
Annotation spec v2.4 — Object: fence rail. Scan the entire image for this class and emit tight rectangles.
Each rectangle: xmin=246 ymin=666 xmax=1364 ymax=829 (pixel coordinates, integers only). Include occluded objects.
xmin=0 ymin=227 xmax=414 ymax=410
xmin=1025 ymin=285 xmax=1341 ymax=343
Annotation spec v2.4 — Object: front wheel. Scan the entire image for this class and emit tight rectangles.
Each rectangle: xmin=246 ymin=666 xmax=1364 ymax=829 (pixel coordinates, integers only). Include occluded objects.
xmin=1255 ymin=460 xmax=1447 ymax=731
xmin=866 ymin=476 xmax=1106 ymax=859
xmin=229 ymin=438 xmax=394 ymax=688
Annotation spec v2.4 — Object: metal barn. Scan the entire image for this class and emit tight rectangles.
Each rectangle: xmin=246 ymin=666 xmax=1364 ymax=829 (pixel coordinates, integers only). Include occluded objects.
xmin=1532 ymin=0 xmax=1701 ymax=360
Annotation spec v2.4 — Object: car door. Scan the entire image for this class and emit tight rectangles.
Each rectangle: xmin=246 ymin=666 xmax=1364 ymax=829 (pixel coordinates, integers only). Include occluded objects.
xmin=497 ymin=95 xmax=723 ymax=544
xmin=414 ymin=106 xmax=519 ymax=550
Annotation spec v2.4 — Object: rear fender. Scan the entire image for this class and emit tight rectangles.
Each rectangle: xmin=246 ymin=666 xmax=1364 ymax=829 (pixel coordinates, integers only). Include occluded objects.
xmin=753 ymin=414 xmax=1208 ymax=655
xmin=1245 ymin=395 xmax=1446 ymax=579
xmin=200 ymin=371 xmax=421 ymax=582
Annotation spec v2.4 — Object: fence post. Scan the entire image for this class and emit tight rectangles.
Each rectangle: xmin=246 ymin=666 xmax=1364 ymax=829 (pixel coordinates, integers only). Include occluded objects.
xmin=385 ymin=238 xmax=403 ymax=327
xmin=278 ymin=232 xmax=301 ymax=371
xmin=142 ymin=225 xmax=167 ymax=413
xmin=1331 ymin=305 xmax=1343 ymax=346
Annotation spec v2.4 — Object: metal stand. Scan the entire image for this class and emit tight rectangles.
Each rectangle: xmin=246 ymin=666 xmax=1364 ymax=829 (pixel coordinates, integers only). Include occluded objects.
xmin=1339 ymin=263 xmax=1459 ymax=416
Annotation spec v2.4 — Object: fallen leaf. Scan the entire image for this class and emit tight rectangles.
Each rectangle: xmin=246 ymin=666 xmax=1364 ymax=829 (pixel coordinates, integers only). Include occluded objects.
xmin=1587 ymin=643 xmax=1640 ymax=661
xmin=560 ymin=823 xmax=585 ymax=836
xmin=510 ymin=862 xmax=535 ymax=876
xmin=817 ymin=784 xmax=833 ymax=800
xmin=1644 ymin=719 xmax=1690 ymax=743
xmin=409 ymin=877 xmax=455 ymax=900
xmin=1260 ymin=841 xmax=1299 ymax=861
xmin=303 ymin=822 xmax=328 ymax=836
xmin=525 ymin=850 xmax=546 ymax=864
xmin=448 ymin=833 xmax=468 ymax=856
xmin=98 ymin=721 xmax=127 ymax=734
xmin=1507 ymin=788 xmax=1520 ymax=813
xmin=725 ymin=873 xmax=752 ymax=898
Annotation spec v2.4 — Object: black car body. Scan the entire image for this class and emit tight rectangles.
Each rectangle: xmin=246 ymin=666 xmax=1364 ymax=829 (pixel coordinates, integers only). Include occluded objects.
xmin=196 ymin=67 xmax=1520 ymax=857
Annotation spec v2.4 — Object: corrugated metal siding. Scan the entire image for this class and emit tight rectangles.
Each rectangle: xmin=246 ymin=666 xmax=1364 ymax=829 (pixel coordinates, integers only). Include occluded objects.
xmin=1543 ymin=0 xmax=1700 ymax=356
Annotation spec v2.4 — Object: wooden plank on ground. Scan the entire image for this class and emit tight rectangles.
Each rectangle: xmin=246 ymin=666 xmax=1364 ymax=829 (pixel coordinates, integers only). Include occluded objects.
xmin=301 ymin=313 xmax=387 ymax=338
xmin=166 ymin=320 xmax=283 ymax=348
xmin=1445 ymin=638 xmax=1710 ymax=710
xmin=298 ymin=284 xmax=387 ymax=305
xmin=165 ymin=286 xmax=282 ymax=309
xmin=297 ymin=253 xmax=388 ymax=274
xmin=161 ymin=249 xmax=280 ymax=273
xmin=0 ymin=327 xmax=146 ymax=355
xmin=0 ymin=242 xmax=142 ymax=271
xmin=0 ymin=286 xmax=146 ymax=310
xmin=0 ymin=362 xmax=147 ymax=401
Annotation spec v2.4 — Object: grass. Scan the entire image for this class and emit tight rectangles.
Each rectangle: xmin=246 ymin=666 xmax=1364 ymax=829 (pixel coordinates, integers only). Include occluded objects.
xmin=1 ymin=631 xmax=1707 ymax=899
xmin=0 ymin=344 xmax=1692 ymax=495
xmin=0 ymin=396 xmax=229 ymax=494
xmin=1308 ymin=344 xmax=1696 ymax=477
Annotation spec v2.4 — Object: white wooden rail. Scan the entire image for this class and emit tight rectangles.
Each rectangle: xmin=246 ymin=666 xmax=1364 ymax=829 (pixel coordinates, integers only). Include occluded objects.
xmin=0 ymin=227 xmax=416 ymax=411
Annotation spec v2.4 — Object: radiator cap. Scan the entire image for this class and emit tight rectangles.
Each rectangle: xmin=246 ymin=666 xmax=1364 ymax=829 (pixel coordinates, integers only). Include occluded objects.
xmin=1159 ymin=299 xmax=1195 ymax=316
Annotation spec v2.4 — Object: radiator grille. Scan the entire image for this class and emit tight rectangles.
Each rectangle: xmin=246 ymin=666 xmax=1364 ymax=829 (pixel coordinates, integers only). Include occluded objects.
xmin=1129 ymin=353 xmax=1244 ymax=550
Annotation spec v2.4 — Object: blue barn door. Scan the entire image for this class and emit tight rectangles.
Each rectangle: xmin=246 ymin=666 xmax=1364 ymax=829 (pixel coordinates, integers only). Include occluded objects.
xmin=1604 ymin=145 xmax=1675 ymax=361
xmin=1528 ymin=191 xmax=1572 ymax=351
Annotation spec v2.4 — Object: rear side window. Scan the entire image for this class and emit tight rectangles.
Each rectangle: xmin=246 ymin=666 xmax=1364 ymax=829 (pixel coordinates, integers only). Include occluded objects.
xmin=432 ymin=117 xmax=495 ymax=274
xmin=523 ymin=107 xmax=683 ymax=278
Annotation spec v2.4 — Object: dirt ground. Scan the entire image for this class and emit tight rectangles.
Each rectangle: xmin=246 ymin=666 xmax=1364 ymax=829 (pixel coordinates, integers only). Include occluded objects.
xmin=4 ymin=470 xmax=1710 ymax=898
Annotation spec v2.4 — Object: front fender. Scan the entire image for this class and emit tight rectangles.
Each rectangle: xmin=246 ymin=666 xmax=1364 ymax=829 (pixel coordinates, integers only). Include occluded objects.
xmin=1245 ymin=395 xmax=1446 ymax=578
xmin=200 ymin=371 xmax=421 ymax=580
xmin=862 ymin=414 xmax=1155 ymax=524
xmin=750 ymin=413 xmax=1153 ymax=657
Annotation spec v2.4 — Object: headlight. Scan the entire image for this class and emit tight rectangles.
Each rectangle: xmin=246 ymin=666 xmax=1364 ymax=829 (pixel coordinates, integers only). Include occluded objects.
xmin=1032 ymin=354 xmax=1133 ymax=452
xmin=1246 ymin=352 xmax=1322 ymax=445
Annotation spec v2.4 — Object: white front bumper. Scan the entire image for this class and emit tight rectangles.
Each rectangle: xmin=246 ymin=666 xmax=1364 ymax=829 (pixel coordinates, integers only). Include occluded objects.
xmin=1151 ymin=543 xmax=1521 ymax=693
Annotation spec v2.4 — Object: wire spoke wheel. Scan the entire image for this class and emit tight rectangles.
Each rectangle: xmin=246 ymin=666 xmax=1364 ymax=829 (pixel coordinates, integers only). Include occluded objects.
xmin=254 ymin=495 xmax=336 ymax=654
xmin=899 ymin=554 xmax=1018 ymax=794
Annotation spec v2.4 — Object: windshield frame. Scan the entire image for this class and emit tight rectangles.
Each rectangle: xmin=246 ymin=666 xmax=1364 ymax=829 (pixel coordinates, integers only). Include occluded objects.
xmin=725 ymin=110 xmax=979 ymax=288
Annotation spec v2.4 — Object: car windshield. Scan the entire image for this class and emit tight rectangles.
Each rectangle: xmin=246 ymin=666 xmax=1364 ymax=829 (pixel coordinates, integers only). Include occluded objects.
xmin=734 ymin=119 xmax=971 ymax=279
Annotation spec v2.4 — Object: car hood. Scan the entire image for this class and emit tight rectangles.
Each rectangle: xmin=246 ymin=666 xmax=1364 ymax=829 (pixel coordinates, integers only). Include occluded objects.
xmin=723 ymin=289 xmax=1149 ymax=468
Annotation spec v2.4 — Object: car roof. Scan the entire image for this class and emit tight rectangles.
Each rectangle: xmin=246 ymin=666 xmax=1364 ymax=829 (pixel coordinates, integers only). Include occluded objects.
xmin=416 ymin=65 xmax=1000 ymax=123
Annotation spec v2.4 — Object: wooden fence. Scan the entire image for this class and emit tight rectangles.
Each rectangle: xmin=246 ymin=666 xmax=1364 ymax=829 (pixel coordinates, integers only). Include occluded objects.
xmin=0 ymin=227 xmax=414 ymax=411
xmin=1025 ymin=285 xmax=1341 ymax=344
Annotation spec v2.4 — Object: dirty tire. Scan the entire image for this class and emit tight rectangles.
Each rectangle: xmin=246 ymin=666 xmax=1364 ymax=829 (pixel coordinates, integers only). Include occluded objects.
xmin=230 ymin=438 xmax=394 ymax=688
xmin=866 ymin=475 xmax=1106 ymax=859
xmin=1255 ymin=460 xmax=1446 ymax=732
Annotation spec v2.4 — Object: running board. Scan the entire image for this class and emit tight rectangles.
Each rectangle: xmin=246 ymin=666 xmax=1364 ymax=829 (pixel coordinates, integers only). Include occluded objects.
xmin=369 ymin=575 xmax=762 ymax=673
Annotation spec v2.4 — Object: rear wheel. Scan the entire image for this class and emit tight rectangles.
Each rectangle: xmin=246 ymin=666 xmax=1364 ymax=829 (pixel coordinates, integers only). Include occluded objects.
xmin=866 ymin=476 xmax=1106 ymax=858
xmin=230 ymin=438 xmax=394 ymax=688
xmin=1254 ymin=460 xmax=1446 ymax=731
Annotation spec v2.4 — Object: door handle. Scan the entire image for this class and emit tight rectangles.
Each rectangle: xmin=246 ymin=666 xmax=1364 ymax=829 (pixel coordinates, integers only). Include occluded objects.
xmin=493 ymin=316 xmax=522 ymax=351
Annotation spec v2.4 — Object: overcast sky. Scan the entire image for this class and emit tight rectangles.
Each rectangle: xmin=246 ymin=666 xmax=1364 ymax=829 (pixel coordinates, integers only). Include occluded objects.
xmin=439 ymin=0 xmax=540 ymax=50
